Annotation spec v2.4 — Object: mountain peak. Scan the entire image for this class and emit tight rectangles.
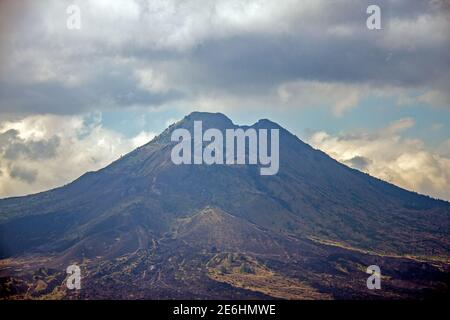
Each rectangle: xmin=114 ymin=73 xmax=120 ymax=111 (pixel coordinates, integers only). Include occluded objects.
xmin=184 ymin=111 xmax=234 ymax=126
xmin=152 ymin=111 xmax=235 ymax=144
xmin=151 ymin=112 xmax=293 ymax=146
xmin=253 ymin=118 xmax=282 ymax=130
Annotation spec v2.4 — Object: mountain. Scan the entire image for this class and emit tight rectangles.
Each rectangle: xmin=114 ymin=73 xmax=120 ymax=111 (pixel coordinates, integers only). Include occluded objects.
xmin=0 ymin=112 xmax=449 ymax=299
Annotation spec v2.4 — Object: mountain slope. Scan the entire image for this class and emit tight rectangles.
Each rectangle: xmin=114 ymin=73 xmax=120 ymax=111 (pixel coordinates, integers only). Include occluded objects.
xmin=0 ymin=112 xmax=449 ymax=299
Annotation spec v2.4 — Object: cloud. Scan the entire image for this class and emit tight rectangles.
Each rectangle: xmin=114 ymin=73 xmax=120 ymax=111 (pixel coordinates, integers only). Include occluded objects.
xmin=135 ymin=68 xmax=170 ymax=94
xmin=384 ymin=117 xmax=415 ymax=134
xmin=0 ymin=114 xmax=155 ymax=198
xmin=0 ymin=130 xmax=60 ymax=161
xmin=307 ymin=119 xmax=450 ymax=201
xmin=343 ymin=156 xmax=372 ymax=171
xmin=9 ymin=166 xmax=37 ymax=184
xmin=277 ymin=80 xmax=363 ymax=116
xmin=275 ymin=80 xmax=448 ymax=116
xmin=0 ymin=0 xmax=448 ymax=117
xmin=381 ymin=12 xmax=450 ymax=50
xmin=418 ymin=89 xmax=450 ymax=108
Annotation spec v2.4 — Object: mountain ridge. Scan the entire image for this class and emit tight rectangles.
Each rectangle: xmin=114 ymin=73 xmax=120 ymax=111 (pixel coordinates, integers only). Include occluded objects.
xmin=0 ymin=111 xmax=449 ymax=299
xmin=1 ymin=112 xmax=447 ymax=204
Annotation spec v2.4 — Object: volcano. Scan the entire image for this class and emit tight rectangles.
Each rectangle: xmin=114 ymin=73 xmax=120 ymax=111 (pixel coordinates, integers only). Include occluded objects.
xmin=0 ymin=112 xmax=449 ymax=299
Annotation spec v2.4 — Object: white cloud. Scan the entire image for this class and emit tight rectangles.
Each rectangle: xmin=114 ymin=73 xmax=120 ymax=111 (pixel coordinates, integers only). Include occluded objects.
xmin=384 ymin=117 xmax=415 ymax=135
xmin=135 ymin=68 xmax=170 ymax=94
xmin=418 ymin=89 xmax=450 ymax=108
xmin=277 ymin=80 xmax=363 ymax=116
xmin=307 ymin=119 xmax=450 ymax=201
xmin=277 ymin=79 xmax=450 ymax=116
xmin=381 ymin=13 xmax=450 ymax=51
xmin=0 ymin=114 xmax=155 ymax=198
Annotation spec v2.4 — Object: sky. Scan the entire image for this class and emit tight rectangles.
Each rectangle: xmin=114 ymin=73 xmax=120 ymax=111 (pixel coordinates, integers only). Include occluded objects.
xmin=0 ymin=0 xmax=449 ymax=201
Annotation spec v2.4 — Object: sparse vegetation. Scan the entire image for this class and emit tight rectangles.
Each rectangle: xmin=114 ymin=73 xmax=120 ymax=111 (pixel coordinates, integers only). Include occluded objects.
xmin=239 ymin=263 xmax=253 ymax=274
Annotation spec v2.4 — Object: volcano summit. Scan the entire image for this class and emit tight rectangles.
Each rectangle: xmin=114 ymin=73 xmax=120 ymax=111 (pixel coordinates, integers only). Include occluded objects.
xmin=0 ymin=112 xmax=449 ymax=299
xmin=170 ymin=120 xmax=280 ymax=175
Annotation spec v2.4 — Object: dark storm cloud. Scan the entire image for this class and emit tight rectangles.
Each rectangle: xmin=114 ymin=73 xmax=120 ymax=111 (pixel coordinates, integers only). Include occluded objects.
xmin=9 ymin=165 xmax=37 ymax=183
xmin=0 ymin=0 xmax=448 ymax=116
xmin=186 ymin=32 xmax=449 ymax=91
xmin=0 ymin=82 xmax=94 ymax=115
xmin=0 ymin=68 xmax=183 ymax=115
xmin=0 ymin=129 xmax=60 ymax=160
xmin=180 ymin=0 xmax=449 ymax=93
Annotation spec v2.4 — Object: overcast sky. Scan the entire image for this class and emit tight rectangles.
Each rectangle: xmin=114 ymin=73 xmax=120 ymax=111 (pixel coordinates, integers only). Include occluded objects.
xmin=0 ymin=0 xmax=449 ymax=200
